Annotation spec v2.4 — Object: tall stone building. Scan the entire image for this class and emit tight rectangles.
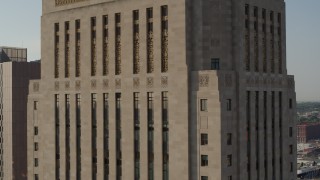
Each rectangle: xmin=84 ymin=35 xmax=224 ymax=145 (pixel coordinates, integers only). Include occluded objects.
xmin=0 ymin=47 xmax=40 ymax=180
xmin=27 ymin=0 xmax=296 ymax=179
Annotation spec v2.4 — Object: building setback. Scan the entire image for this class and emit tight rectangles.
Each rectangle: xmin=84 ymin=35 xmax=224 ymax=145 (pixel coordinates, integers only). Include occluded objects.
xmin=27 ymin=0 xmax=296 ymax=179
xmin=0 ymin=47 xmax=40 ymax=180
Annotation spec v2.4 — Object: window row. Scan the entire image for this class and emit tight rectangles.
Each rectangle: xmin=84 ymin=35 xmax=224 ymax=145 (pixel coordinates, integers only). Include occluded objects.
xmin=54 ymin=5 xmax=168 ymax=79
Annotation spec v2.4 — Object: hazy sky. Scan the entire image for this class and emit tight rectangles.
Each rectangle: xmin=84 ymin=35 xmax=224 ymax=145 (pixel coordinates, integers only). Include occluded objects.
xmin=0 ymin=0 xmax=319 ymax=101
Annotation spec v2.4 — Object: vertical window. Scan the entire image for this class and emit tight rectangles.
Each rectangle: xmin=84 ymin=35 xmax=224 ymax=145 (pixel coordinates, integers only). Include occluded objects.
xmin=35 ymin=174 xmax=39 ymax=180
xmin=55 ymin=94 xmax=60 ymax=179
xmin=54 ymin=23 xmax=60 ymax=78
xmin=246 ymin=91 xmax=251 ymax=177
xmin=245 ymin=5 xmax=250 ymax=71
xmin=254 ymin=7 xmax=258 ymax=17
xmin=245 ymin=4 xmax=249 ymax=15
xmin=75 ymin=20 xmax=81 ymax=77
xmin=91 ymin=17 xmax=97 ymax=76
xmin=103 ymin=93 xmax=109 ymax=180
xmin=116 ymin=93 xmax=122 ymax=179
xmin=34 ymin=127 xmax=38 ymax=135
xmin=65 ymin=94 xmax=70 ymax=180
xmin=290 ymin=162 xmax=293 ymax=172
xmin=289 ymin=99 xmax=293 ymax=109
xmin=201 ymin=155 xmax=208 ymax=166
xmin=289 ymin=145 xmax=293 ymax=154
xmin=227 ymin=99 xmax=232 ymax=111
xmin=162 ymin=92 xmax=169 ymax=180
xmin=115 ymin=13 xmax=121 ymax=75
xmin=161 ymin=5 xmax=169 ymax=73
xmin=133 ymin=10 xmax=140 ymax=74
xmin=228 ymin=176 xmax=232 ymax=180
xmin=34 ymin=101 xmax=38 ymax=110
xmin=65 ymin=22 xmax=70 ymax=78
xmin=76 ymin=94 xmax=81 ymax=180
xmin=227 ymin=133 xmax=232 ymax=145
xmin=134 ymin=93 xmax=140 ymax=179
xmin=289 ymin=127 xmax=293 ymax=137
xmin=201 ymin=134 xmax=208 ymax=145
xmin=92 ymin=94 xmax=97 ymax=180
xmin=103 ymin=15 xmax=109 ymax=76
xmin=254 ymin=7 xmax=259 ymax=72
xmin=227 ymin=155 xmax=232 ymax=166
xmin=211 ymin=58 xmax=220 ymax=70
xmin=147 ymin=92 xmax=154 ymax=180
xmin=147 ymin=8 xmax=154 ymax=73
xmin=200 ymin=99 xmax=207 ymax=112
xmin=35 ymin=158 xmax=38 ymax=167
xmin=34 ymin=142 xmax=38 ymax=151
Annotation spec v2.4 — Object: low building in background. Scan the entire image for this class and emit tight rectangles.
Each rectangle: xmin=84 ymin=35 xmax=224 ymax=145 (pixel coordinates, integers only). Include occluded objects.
xmin=297 ymin=123 xmax=320 ymax=144
xmin=0 ymin=47 xmax=27 ymax=62
xmin=0 ymin=47 xmax=40 ymax=180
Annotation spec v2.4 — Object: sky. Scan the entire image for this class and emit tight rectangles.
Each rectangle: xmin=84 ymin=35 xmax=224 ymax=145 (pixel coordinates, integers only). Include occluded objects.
xmin=0 ymin=0 xmax=319 ymax=102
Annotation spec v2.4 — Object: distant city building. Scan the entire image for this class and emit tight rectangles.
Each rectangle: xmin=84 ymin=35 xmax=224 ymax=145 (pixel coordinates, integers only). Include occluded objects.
xmin=28 ymin=0 xmax=296 ymax=179
xmin=0 ymin=47 xmax=40 ymax=180
xmin=297 ymin=123 xmax=320 ymax=143
xmin=0 ymin=47 xmax=27 ymax=62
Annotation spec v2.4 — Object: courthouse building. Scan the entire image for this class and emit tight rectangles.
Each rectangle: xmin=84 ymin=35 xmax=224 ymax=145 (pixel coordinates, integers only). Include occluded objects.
xmin=27 ymin=0 xmax=296 ymax=179
xmin=0 ymin=47 xmax=40 ymax=180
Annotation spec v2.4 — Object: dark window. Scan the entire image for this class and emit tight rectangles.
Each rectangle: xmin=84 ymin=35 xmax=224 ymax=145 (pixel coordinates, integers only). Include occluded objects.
xmin=34 ymin=101 xmax=38 ymax=110
xmin=289 ymin=127 xmax=293 ymax=137
xmin=289 ymin=99 xmax=293 ymax=109
xmin=34 ymin=127 xmax=38 ymax=135
xmin=201 ymin=134 xmax=208 ymax=145
xmin=200 ymin=99 xmax=208 ymax=112
xmin=245 ymin=19 xmax=249 ymax=29
xmin=35 ymin=158 xmax=38 ymax=167
xmin=34 ymin=142 xmax=38 ymax=151
xmin=201 ymin=155 xmax=208 ymax=166
xmin=227 ymin=133 xmax=232 ymax=145
xmin=228 ymin=176 xmax=232 ymax=180
xmin=270 ymin=11 xmax=274 ymax=21
xmin=201 ymin=176 xmax=208 ymax=180
xmin=290 ymin=162 xmax=293 ymax=172
xmin=35 ymin=174 xmax=39 ymax=180
xmin=211 ymin=58 xmax=220 ymax=70
xmin=227 ymin=99 xmax=232 ymax=111
xmin=227 ymin=154 xmax=232 ymax=166
xmin=254 ymin=7 xmax=258 ymax=17
xmin=278 ymin=13 xmax=281 ymax=23
xmin=262 ymin=9 xmax=266 ymax=19
xmin=245 ymin=4 xmax=249 ymax=15
xmin=289 ymin=145 xmax=293 ymax=154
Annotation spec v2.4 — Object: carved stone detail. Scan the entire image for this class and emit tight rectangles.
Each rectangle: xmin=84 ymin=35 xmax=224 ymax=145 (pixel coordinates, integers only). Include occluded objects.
xmin=147 ymin=77 xmax=154 ymax=88
xmin=55 ymin=82 xmax=59 ymax=91
xmin=255 ymin=77 xmax=259 ymax=85
xmin=91 ymin=80 xmax=97 ymax=89
xmin=133 ymin=78 xmax=140 ymax=89
xmin=33 ymin=82 xmax=39 ymax=92
xmin=65 ymin=81 xmax=70 ymax=90
xmin=161 ymin=76 xmax=168 ymax=88
xmin=199 ymin=75 xmax=209 ymax=87
xmin=115 ymin=79 xmax=121 ymax=89
xmin=103 ymin=79 xmax=109 ymax=89
xmin=55 ymin=0 xmax=87 ymax=6
xmin=75 ymin=80 xmax=81 ymax=91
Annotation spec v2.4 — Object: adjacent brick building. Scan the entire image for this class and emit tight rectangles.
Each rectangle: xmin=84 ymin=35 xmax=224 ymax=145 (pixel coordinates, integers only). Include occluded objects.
xmin=297 ymin=123 xmax=320 ymax=144
xmin=0 ymin=47 xmax=40 ymax=180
